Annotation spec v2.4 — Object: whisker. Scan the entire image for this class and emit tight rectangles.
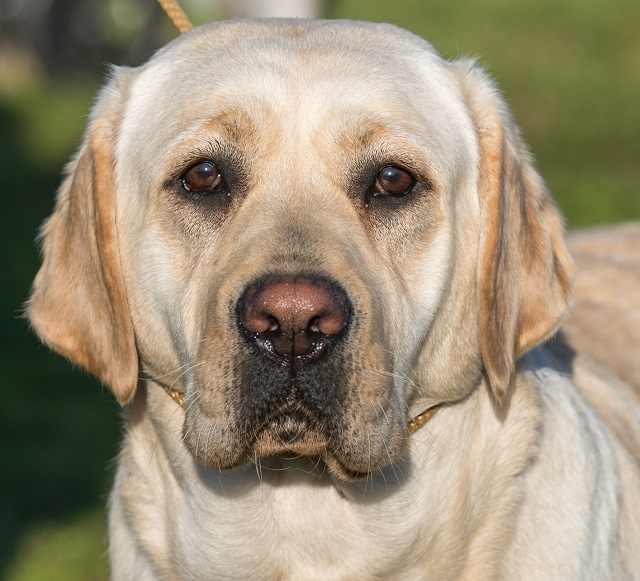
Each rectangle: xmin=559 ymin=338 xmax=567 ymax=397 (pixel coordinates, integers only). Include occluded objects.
xmin=138 ymin=360 xmax=202 ymax=382
xmin=180 ymin=394 xmax=205 ymax=446
xmin=254 ymin=451 xmax=263 ymax=483
xmin=168 ymin=361 xmax=206 ymax=390
xmin=363 ymin=367 xmax=453 ymax=406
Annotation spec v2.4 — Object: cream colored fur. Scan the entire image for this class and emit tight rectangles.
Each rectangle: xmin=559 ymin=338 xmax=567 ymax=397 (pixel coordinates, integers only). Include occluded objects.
xmin=28 ymin=20 xmax=640 ymax=580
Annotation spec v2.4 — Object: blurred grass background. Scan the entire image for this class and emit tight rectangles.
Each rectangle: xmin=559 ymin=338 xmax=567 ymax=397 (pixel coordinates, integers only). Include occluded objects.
xmin=1 ymin=0 xmax=638 ymax=578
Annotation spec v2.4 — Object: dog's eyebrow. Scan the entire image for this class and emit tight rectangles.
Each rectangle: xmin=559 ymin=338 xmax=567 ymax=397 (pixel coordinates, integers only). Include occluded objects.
xmin=330 ymin=119 xmax=398 ymax=156
xmin=203 ymin=108 xmax=261 ymax=145
xmin=329 ymin=118 xmax=432 ymax=167
xmin=342 ymin=120 xmax=392 ymax=149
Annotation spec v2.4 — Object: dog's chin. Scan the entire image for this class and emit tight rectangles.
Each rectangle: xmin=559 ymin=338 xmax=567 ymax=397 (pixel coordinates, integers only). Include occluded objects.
xmin=251 ymin=412 xmax=329 ymax=459
xmin=184 ymin=410 xmax=385 ymax=482
xmin=247 ymin=421 xmax=376 ymax=482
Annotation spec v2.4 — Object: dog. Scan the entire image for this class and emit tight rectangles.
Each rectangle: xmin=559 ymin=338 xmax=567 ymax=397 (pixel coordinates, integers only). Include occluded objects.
xmin=28 ymin=19 xmax=640 ymax=579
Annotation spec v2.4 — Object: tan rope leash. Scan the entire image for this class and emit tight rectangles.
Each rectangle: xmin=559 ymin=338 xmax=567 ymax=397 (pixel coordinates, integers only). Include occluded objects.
xmin=156 ymin=0 xmax=192 ymax=33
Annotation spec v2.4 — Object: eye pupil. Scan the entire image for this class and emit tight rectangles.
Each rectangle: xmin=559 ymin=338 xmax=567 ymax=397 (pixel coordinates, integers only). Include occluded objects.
xmin=182 ymin=162 xmax=222 ymax=193
xmin=375 ymin=166 xmax=413 ymax=197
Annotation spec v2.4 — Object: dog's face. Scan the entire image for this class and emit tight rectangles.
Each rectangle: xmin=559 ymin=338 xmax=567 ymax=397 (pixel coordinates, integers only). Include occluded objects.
xmin=28 ymin=20 xmax=573 ymax=480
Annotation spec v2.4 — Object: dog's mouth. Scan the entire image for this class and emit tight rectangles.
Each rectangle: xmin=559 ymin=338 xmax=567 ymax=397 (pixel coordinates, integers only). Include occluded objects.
xmin=241 ymin=403 xmax=409 ymax=482
xmin=182 ymin=396 xmax=380 ymax=481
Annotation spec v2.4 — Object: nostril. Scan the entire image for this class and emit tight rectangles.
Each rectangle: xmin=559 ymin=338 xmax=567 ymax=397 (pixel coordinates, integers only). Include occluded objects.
xmin=238 ymin=288 xmax=282 ymax=334
xmin=308 ymin=317 xmax=321 ymax=334
xmin=313 ymin=309 xmax=348 ymax=336
xmin=241 ymin=307 xmax=271 ymax=334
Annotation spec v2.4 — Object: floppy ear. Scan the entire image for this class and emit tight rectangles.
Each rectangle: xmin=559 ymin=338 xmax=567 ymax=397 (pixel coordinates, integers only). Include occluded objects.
xmin=456 ymin=61 xmax=574 ymax=402
xmin=27 ymin=72 xmax=138 ymax=405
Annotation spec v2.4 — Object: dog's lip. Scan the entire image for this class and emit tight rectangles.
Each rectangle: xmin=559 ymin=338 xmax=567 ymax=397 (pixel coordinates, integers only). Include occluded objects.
xmin=184 ymin=398 xmax=409 ymax=481
xmin=246 ymin=409 xmax=392 ymax=482
xmin=184 ymin=405 xmax=405 ymax=482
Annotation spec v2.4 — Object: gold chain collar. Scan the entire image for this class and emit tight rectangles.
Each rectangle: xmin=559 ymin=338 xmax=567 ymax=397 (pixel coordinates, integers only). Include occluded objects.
xmin=164 ymin=386 xmax=186 ymax=406
xmin=161 ymin=385 xmax=442 ymax=434
xmin=407 ymin=403 xmax=443 ymax=433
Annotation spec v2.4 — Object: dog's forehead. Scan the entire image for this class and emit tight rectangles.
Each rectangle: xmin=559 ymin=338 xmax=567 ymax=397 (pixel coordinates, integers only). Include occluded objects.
xmin=151 ymin=18 xmax=442 ymax=71
xmin=119 ymin=19 xmax=474 ymax=183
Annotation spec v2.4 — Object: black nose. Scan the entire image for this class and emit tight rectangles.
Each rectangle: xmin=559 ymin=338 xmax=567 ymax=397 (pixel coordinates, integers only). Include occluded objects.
xmin=237 ymin=276 xmax=350 ymax=366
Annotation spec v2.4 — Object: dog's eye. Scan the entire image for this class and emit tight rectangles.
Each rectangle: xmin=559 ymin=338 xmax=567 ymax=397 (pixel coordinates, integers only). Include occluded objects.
xmin=373 ymin=166 xmax=414 ymax=197
xmin=181 ymin=162 xmax=222 ymax=193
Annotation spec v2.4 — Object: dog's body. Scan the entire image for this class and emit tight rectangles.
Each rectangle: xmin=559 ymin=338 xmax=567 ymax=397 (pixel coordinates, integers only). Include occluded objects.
xmin=28 ymin=20 xmax=640 ymax=580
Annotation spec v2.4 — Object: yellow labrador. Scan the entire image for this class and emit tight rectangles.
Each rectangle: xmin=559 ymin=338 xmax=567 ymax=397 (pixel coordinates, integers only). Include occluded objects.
xmin=28 ymin=19 xmax=640 ymax=580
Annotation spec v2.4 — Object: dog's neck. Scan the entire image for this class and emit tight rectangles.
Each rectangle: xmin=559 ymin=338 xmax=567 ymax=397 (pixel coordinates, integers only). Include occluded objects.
xmin=115 ymin=371 xmax=548 ymax=579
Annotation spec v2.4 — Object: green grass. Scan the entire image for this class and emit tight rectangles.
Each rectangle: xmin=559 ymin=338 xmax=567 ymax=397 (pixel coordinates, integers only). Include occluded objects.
xmin=1 ymin=0 xmax=639 ymax=578
xmin=4 ymin=510 xmax=109 ymax=581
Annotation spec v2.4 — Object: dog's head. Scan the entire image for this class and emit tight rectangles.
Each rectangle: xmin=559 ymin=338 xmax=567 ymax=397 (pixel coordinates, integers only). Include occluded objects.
xmin=28 ymin=20 xmax=572 ymax=480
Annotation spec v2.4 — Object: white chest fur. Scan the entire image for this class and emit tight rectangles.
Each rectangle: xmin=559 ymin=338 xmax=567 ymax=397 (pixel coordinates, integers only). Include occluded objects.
xmin=168 ymin=459 xmax=435 ymax=580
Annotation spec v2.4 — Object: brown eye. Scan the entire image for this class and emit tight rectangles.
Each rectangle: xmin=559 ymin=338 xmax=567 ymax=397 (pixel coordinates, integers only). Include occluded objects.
xmin=374 ymin=166 xmax=414 ymax=197
xmin=182 ymin=162 xmax=222 ymax=193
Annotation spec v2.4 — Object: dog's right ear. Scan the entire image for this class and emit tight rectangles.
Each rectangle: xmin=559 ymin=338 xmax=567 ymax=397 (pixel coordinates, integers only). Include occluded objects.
xmin=27 ymin=69 xmax=138 ymax=405
xmin=452 ymin=60 xmax=574 ymax=404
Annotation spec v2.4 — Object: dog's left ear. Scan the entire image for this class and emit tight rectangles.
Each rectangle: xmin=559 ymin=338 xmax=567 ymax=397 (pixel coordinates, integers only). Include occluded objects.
xmin=454 ymin=61 xmax=574 ymax=402
xmin=27 ymin=70 xmax=138 ymax=405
